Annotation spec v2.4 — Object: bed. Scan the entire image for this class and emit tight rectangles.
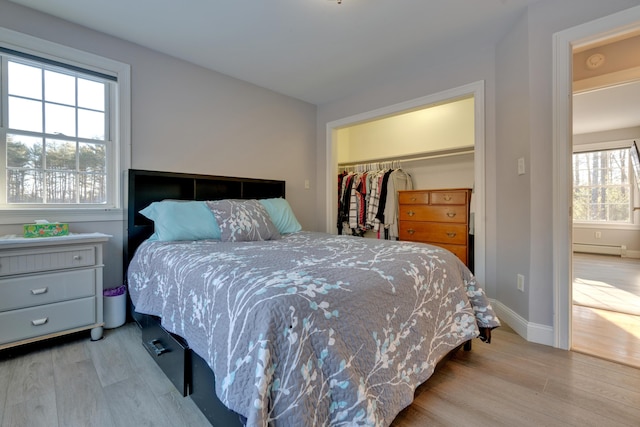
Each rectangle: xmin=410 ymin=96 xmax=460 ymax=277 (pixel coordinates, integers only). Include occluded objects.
xmin=125 ymin=169 xmax=499 ymax=427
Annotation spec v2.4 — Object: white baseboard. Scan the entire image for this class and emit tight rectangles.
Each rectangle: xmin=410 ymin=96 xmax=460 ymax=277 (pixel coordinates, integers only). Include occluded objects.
xmin=573 ymin=243 xmax=625 ymax=256
xmin=491 ymin=299 xmax=555 ymax=347
xmin=625 ymin=249 xmax=640 ymax=259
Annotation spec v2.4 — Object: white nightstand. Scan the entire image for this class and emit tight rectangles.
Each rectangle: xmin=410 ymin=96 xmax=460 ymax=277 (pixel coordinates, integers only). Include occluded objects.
xmin=0 ymin=233 xmax=110 ymax=350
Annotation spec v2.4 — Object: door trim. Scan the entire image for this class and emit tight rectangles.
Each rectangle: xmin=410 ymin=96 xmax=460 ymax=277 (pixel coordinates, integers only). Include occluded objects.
xmin=552 ymin=5 xmax=640 ymax=350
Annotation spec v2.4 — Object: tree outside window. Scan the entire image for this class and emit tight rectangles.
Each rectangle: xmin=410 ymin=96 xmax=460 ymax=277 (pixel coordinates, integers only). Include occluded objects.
xmin=573 ymin=148 xmax=631 ymax=223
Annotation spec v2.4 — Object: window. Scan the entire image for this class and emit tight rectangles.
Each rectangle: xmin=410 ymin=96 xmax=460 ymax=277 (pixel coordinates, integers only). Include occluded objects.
xmin=5 ymin=59 xmax=110 ymax=204
xmin=0 ymin=28 xmax=130 ymax=215
xmin=573 ymin=147 xmax=632 ymax=223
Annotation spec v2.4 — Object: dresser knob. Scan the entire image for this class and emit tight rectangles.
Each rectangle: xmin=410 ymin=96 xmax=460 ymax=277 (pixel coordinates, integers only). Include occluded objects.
xmin=446 ymin=212 xmax=456 ymax=218
xmin=407 ymin=229 xmax=415 ymax=235
xmin=446 ymin=232 xmax=457 ymax=238
xmin=31 ymin=318 xmax=48 ymax=326
xmin=444 ymin=195 xmax=452 ymax=201
xmin=407 ymin=210 xmax=415 ymax=217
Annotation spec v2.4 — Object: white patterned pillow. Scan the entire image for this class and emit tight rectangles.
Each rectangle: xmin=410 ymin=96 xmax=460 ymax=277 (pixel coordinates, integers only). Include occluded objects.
xmin=206 ymin=199 xmax=281 ymax=242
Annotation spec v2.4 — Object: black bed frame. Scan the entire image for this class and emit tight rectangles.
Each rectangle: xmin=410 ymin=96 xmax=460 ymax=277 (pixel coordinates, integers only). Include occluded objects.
xmin=125 ymin=168 xmax=473 ymax=426
xmin=125 ymin=169 xmax=285 ymax=427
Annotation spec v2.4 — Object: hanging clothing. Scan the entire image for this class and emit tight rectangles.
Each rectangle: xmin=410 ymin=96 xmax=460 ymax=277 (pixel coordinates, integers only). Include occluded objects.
xmin=337 ymin=167 xmax=413 ymax=239
xmin=384 ymin=169 xmax=413 ymax=239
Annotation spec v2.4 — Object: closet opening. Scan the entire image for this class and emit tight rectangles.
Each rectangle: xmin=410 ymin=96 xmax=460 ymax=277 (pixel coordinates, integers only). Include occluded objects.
xmin=325 ymin=81 xmax=486 ymax=287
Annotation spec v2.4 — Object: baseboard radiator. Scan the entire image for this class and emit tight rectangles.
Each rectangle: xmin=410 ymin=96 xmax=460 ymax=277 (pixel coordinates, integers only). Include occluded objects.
xmin=573 ymin=243 xmax=626 ymax=256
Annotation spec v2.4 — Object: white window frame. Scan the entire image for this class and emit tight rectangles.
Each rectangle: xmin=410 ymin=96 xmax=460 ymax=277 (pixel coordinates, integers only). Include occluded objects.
xmin=0 ymin=27 xmax=130 ymax=224
xmin=572 ymin=139 xmax=639 ymax=230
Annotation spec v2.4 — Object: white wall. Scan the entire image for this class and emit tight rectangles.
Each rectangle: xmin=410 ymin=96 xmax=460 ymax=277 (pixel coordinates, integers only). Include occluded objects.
xmin=335 ymin=96 xmax=475 ymax=195
xmin=317 ymin=0 xmax=640 ymax=343
xmin=0 ymin=1 xmax=317 ymax=287
xmin=337 ymin=97 xmax=475 ymax=164
xmin=495 ymin=0 xmax=640 ymax=334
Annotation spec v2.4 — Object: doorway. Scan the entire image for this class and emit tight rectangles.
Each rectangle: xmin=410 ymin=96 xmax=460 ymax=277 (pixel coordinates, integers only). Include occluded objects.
xmin=571 ymin=36 xmax=640 ymax=367
xmin=325 ymin=81 xmax=486 ymax=288
xmin=553 ymin=5 xmax=640 ymax=352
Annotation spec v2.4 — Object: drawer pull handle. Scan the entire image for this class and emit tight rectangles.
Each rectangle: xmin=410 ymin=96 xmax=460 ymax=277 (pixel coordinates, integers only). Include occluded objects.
xmin=148 ymin=339 xmax=169 ymax=356
xmin=31 ymin=287 xmax=48 ymax=295
xmin=73 ymin=255 xmax=82 ymax=260
xmin=407 ymin=210 xmax=415 ymax=217
xmin=410 ymin=197 xmax=417 ymax=202
xmin=32 ymin=318 xmax=48 ymax=326
xmin=444 ymin=195 xmax=452 ymax=201
xmin=446 ymin=212 xmax=456 ymax=218
xmin=446 ymin=232 xmax=457 ymax=238
xmin=407 ymin=229 xmax=415 ymax=235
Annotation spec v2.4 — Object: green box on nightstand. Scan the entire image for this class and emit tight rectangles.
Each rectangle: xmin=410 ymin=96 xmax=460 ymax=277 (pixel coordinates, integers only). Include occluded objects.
xmin=23 ymin=223 xmax=69 ymax=238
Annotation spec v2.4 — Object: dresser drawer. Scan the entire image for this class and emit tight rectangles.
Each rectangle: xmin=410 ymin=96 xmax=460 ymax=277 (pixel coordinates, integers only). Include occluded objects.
xmin=430 ymin=191 xmax=468 ymax=205
xmin=0 ymin=246 xmax=96 ymax=277
xmin=0 ymin=297 xmax=97 ymax=345
xmin=398 ymin=191 xmax=430 ymax=205
xmin=399 ymin=205 xmax=467 ymax=223
xmin=399 ymin=222 xmax=467 ymax=245
xmin=428 ymin=243 xmax=468 ymax=265
xmin=0 ymin=269 xmax=96 ymax=312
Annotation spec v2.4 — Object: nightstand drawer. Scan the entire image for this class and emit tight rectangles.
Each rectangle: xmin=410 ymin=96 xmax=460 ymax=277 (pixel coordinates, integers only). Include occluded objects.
xmin=0 ymin=269 xmax=96 ymax=312
xmin=0 ymin=246 xmax=96 ymax=277
xmin=0 ymin=297 xmax=97 ymax=345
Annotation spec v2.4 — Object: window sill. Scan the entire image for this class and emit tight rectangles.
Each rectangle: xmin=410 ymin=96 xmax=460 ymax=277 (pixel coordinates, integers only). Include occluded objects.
xmin=0 ymin=208 xmax=124 ymax=225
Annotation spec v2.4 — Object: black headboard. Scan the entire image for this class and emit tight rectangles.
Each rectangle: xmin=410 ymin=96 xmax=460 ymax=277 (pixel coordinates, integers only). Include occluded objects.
xmin=125 ymin=169 xmax=286 ymax=264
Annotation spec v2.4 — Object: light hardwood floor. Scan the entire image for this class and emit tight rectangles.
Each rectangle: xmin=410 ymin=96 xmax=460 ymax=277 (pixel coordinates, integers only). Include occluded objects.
xmin=572 ymin=253 xmax=640 ymax=369
xmin=1 ymin=323 xmax=639 ymax=427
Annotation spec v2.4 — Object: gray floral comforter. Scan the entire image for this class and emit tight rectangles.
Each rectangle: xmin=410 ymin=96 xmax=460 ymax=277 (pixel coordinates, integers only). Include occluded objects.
xmin=127 ymin=231 xmax=500 ymax=427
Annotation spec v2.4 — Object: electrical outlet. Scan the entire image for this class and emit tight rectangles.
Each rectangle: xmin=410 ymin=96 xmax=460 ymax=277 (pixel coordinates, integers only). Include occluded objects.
xmin=517 ymin=274 xmax=525 ymax=292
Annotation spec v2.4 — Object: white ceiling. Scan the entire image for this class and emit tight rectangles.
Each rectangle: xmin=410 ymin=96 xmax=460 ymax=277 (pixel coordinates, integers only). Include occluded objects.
xmin=8 ymin=0 xmax=541 ymax=105
xmin=8 ymin=0 xmax=640 ymax=134
xmin=573 ymin=81 xmax=640 ymax=135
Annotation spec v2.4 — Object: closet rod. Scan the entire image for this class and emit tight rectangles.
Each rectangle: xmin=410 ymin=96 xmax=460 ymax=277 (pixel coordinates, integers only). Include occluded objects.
xmin=337 ymin=147 xmax=474 ymax=167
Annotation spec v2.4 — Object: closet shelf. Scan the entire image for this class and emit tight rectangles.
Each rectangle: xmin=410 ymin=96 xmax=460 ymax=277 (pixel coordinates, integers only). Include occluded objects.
xmin=337 ymin=146 xmax=474 ymax=167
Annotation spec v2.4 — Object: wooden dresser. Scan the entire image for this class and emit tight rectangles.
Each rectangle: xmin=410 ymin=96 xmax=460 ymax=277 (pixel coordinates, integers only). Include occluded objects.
xmin=0 ymin=233 xmax=109 ymax=350
xmin=398 ymin=188 xmax=472 ymax=267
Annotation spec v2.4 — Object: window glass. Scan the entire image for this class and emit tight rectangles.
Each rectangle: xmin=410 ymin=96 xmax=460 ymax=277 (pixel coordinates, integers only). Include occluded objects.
xmin=8 ymin=97 xmax=42 ymax=132
xmin=44 ymin=70 xmax=75 ymax=105
xmin=573 ymin=148 xmax=631 ymax=223
xmin=8 ymin=61 xmax=41 ymax=98
xmin=78 ymin=78 xmax=105 ymax=111
xmin=45 ymin=103 xmax=76 ymax=136
xmin=3 ymin=57 xmax=112 ymax=206
xmin=78 ymin=109 xmax=105 ymax=140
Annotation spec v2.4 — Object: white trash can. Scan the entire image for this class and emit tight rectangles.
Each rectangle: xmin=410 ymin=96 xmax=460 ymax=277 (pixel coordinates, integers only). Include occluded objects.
xmin=103 ymin=285 xmax=127 ymax=329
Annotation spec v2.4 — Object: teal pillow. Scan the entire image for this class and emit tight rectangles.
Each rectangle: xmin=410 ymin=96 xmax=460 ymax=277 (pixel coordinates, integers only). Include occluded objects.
xmin=139 ymin=200 xmax=221 ymax=241
xmin=259 ymin=198 xmax=302 ymax=234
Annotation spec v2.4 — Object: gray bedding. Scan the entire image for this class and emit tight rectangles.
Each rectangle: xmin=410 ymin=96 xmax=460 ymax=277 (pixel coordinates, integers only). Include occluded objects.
xmin=128 ymin=231 xmax=500 ymax=427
